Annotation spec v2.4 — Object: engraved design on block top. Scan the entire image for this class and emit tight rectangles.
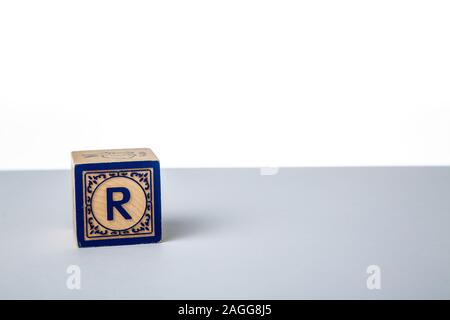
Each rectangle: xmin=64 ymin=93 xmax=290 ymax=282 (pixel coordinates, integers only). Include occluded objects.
xmin=82 ymin=150 xmax=146 ymax=160
xmin=83 ymin=168 xmax=154 ymax=240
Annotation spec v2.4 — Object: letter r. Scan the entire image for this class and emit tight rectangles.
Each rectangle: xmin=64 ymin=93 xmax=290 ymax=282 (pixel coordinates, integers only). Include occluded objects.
xmin=106 ymin=187 xmax=132 ymax=221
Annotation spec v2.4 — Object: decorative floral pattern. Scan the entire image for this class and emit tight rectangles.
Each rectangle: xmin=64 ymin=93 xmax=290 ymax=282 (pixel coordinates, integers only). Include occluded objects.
xmin=84 ymin=169 xmax=153 ymax=239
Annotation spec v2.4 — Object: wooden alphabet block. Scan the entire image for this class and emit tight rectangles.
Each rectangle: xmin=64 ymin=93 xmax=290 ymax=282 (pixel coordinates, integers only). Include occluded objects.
xmin=71 ymin=148 xmax=162 ymax=247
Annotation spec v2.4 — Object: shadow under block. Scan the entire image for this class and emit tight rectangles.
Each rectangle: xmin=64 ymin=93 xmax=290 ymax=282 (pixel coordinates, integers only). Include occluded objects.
xmin=71 ymin=148 xmax=162 ymax=247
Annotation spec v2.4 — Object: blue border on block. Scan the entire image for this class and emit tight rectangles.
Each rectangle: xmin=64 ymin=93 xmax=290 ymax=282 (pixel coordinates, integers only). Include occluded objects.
xmin=74 ymin=161 xmax=162 ymax=248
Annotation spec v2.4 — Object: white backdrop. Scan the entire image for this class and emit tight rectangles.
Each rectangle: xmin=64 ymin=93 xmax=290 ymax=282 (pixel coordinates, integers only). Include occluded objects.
xmin=1 ymin=1 xmax=449 ymax=169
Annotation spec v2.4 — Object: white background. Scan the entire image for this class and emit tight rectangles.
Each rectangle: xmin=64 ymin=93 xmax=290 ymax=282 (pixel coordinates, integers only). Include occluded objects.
xmin=1 ymin=1 xmax=449 ymax=169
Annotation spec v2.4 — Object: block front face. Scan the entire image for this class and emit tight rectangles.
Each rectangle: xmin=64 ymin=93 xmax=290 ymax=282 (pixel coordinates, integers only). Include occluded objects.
xmin=74 ymin=161 xmax=161 ymax=247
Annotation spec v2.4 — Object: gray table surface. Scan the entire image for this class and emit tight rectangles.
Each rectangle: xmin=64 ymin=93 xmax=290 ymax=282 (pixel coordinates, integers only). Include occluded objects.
xmin=0 ymin=167 xmax=449 ymax=299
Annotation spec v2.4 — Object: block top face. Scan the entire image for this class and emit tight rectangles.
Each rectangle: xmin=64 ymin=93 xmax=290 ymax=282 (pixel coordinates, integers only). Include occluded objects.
xmin=72 ymin=148 xmax=158 ymax=165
